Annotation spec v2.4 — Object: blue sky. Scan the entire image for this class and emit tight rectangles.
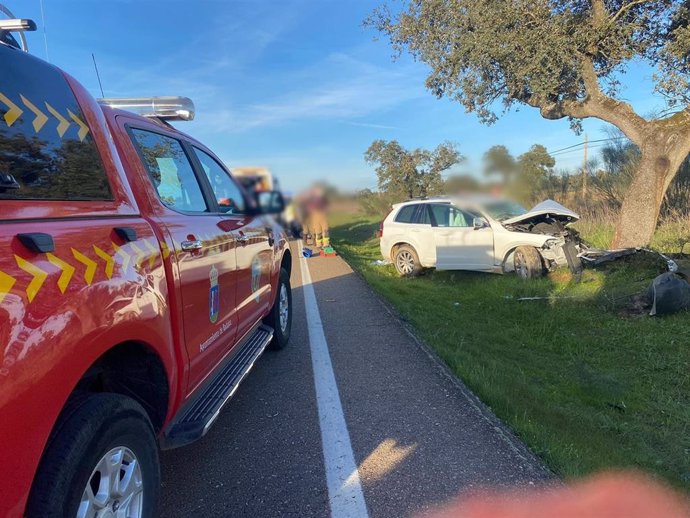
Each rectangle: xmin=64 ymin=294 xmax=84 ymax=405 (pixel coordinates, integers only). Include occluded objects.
xmin=16 ymin=0 xmax=668 ymax=192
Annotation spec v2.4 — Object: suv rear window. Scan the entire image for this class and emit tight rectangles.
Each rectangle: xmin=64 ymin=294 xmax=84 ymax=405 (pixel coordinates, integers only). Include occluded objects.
xmin=0 ymin=45 xmax=111 ymax=201
xmin=395 ymin=204 xmax=430 ymax=224
xmin=395 ymin=205 xmax=418 ymax=223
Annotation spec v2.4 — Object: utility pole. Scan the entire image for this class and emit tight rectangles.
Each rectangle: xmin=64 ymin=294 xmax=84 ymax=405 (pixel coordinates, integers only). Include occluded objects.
xmin=582 ymin=133 xmax=588 ymax=199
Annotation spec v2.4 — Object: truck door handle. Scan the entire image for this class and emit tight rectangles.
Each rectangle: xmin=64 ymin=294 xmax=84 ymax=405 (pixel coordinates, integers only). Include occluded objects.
xmin=181 ymin=240 xmax=203 ymax=251
xmin=17 ymin=233 xmax=54 ymax=253
xmin=236 ymin=235 xmax=249 ymax=244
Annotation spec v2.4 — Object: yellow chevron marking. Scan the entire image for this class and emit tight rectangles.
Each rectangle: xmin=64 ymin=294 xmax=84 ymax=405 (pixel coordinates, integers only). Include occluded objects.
xmin=15 ymin=256 xmax=48 ymax=302
xmin=130 ymin=242 xmax=146 ymax=268
xmin=0 ymin=92 xmax=23 ymax=127
xmin=142 ymin=239 xmax=158 ymax=268
xmin=71 ymin=248 xmax=97 ymax=285
xmin=113 ymin=243 xmax=131 ymax=273
xmin=160 ymin=241 xmax=171 ymax=260
xmin=67 ymin=109 xmax=89 ymax=141
xmin=0 ymin=269 xmax=17 ymax=304
xmin=93 ymin=246 xmax=114 ymax=279
xmin=20 ymin=95 xmax=48 ymax=133
xmin=45 ymin=102 xmax=71 ymax=138
xmin=46 ymin=253 xmax=75 ymax=293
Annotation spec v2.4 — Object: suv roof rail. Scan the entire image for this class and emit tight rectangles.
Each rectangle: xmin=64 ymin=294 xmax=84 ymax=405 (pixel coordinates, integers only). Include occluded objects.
xmin=98 ymin=96 xmax=195 ymax=121
xmin=0 ymin=4 xmax=36 ymax=52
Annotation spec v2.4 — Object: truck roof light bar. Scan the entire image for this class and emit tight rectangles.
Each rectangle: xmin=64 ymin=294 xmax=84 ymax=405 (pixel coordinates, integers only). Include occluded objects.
xmin=98 ymin=96 xmax=195 ymax=121
xmin=0 ymin=18 xmax=36 ymax=31
xmin=0 ymin=3 xmax=36 ymax=52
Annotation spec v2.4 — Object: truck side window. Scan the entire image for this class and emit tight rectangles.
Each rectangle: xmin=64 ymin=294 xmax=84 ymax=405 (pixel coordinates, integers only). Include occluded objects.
xmin=0 ymin=44 xmax=111 ymax=201
xmin=192 ymin=147 xmax=246 ymax=215
xmin=130 ymin=129 xmax=207 ymax=213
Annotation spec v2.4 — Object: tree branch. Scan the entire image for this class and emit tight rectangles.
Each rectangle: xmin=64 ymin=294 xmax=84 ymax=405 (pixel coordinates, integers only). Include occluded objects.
xmin=609 ymin=0 xmax=655 ymax=25
xmin=590 ymin=0 xmax=608 ymax=26
xmin=540 ymin=58 xmax=649 ymax=144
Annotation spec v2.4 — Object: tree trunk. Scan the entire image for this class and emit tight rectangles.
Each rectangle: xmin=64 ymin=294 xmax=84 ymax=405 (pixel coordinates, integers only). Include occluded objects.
xmin=613 ymin=138 xmax=687 ymax=248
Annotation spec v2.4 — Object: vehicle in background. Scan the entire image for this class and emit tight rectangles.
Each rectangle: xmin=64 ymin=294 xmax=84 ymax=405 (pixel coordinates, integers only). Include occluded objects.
xmin=0 ymin=18 xmax=292 ymax=518
xmin=232 ymin=166 xmax=275 ymax=193
xmin=379 ymin=196 xmax=583 ymax=279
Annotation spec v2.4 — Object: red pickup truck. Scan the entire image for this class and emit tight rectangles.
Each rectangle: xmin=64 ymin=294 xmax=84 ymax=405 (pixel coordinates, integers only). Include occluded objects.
xmin=0 ymin=26 xmax=292 ymax=518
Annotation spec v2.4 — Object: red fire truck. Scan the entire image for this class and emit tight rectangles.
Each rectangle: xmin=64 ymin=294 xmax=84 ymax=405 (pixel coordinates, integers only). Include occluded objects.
xmin=0 ymin=10 xmax=292 ymax=517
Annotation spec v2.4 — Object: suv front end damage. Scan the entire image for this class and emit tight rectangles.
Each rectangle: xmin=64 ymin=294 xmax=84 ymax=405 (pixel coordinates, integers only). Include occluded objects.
xmin=501 ymin=200 xmax=585 ymax=274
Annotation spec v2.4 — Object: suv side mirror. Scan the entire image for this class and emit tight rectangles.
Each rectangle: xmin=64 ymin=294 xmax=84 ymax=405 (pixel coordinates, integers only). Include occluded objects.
xmin=255 ymin=190 xmax=285 ymax=214
xmin=473 ymin=217 xmax=488 ymax=230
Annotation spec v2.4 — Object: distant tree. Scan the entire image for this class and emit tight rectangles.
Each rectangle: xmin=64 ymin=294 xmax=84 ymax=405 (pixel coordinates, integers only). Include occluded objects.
xmin=364 ymin=139 xmax=462 ymax=199
xmin=367 ymin=0 xmax=690 ymax=247
xmin=482 ymin=145 xmax=516 ymax=185
xmin=515 ymin=144 xmax=556 ymax=203
xmin=444 ymin=173 xmax=479 ymax=194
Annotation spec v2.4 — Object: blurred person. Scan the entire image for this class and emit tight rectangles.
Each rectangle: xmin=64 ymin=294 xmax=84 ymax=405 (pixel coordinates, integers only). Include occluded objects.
xmin=299 ymin=185 xmax=330 ymax=248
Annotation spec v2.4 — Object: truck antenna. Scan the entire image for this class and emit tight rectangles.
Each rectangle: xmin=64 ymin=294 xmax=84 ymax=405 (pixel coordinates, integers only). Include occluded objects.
xmin=39 ymin=0 xmax=49 ymax=61
xmin=92 ymin=53 xmax=105 ymax=98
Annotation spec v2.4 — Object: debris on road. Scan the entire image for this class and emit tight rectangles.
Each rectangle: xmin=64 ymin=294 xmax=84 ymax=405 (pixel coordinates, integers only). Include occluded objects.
xmin=580 ymin=248 xmax=678 ymax=273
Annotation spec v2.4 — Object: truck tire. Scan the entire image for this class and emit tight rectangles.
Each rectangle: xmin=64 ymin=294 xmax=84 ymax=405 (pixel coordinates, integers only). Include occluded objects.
xmin=26 ymin=393 xmax=160 ymax=518
xmin=393 ymin=245 xmax=423 ymax=277
xmin=514 ymin=245 xmax=544 ymax=279
xmin=264 ymin=267 xmax=292 ymax=350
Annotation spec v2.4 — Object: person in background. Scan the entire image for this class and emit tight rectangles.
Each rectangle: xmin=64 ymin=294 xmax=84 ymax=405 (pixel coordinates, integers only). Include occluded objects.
xmin=303 ymin=185 xmax=329 ymax=248
xmin=297 ymin=185 xmax=330 ymax=248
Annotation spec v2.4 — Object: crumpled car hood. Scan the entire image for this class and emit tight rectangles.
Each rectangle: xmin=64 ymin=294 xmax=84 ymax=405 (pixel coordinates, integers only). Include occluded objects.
xmin=502 ymin=199 xmax=580 ymax=225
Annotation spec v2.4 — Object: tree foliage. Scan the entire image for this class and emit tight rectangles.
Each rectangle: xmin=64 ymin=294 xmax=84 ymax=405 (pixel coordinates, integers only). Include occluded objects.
xmin=367 ymin=0 xmax=690 ymax=247
xmin=483 ymin=145 xmax=517 ymax=184
xmin=364 ymin=139 xmax=462 ymax=199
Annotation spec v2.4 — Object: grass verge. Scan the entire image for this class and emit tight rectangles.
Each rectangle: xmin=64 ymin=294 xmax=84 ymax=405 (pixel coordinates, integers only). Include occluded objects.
xmin=330 ymin=211 xmax=690 ymax=490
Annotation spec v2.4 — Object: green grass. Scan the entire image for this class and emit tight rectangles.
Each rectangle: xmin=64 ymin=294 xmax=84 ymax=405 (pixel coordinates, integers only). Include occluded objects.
xmin=330 ymin=211 xmax=690 ymax=490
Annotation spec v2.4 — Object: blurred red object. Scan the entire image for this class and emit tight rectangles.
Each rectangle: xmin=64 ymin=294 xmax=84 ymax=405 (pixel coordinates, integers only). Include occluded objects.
xmin=428 ymin=473 xmax=690 ymax=518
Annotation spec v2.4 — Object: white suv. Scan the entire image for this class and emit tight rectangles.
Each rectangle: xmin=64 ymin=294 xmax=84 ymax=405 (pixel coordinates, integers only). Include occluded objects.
xmin=379 ymin=196 xmax=582 ymax=279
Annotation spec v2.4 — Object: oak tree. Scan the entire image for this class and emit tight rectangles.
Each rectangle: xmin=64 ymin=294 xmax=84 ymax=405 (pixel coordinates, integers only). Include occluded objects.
xmin=364 ymin=139 xmax=462 ymax=199
xmin=367 ymin=0 xmax=690 ymax=246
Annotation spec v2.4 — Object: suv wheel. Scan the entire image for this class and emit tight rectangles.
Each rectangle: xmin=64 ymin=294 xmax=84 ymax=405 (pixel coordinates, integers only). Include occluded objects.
xmin=264 ymin=267 xmax=292 ymax=350
xmin=393 ymin=245 xmax=423 ymax=277
xmin=514 ymin=245 xmax=544 ymax=279
xmin=26 ymin=394 xmax=160 ymax=518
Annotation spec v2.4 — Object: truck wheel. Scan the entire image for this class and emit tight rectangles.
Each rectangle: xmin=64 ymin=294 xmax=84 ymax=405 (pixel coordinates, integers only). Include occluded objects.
xmin=514 ymin=245 xmax=544 ymax=279
xmin=393 ymin=245 xmax=423 ymax=277
xmin=26 ymin=393 xmax=160 ymax=518
xmin=264 ymin=267 xmax=292 ymax=350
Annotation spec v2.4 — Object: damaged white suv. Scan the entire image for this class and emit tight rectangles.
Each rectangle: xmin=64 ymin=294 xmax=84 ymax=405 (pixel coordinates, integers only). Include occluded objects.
xmin=379 ymin=197 xmax=583 ymax=279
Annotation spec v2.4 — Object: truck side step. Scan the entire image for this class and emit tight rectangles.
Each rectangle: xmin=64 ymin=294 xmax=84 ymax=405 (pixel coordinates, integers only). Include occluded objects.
xmin=161 ymin=324 xmax=274 ymax=449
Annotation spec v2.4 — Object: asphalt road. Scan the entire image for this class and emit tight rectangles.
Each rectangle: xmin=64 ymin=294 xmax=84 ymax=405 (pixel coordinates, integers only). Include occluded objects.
xmin=160 ymin=241 xmax=550 ymax=518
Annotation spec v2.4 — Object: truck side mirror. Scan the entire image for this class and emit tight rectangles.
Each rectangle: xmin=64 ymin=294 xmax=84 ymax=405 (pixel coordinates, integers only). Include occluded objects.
xmin=473 ymin=217 xmax=488 ymax=230
xmin=256 ymin=190 xmax=285 ymax=214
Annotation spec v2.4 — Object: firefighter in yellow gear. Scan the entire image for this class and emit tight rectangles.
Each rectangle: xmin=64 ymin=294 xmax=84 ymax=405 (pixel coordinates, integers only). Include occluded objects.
xmin=300 ymin=186 xmax=329 ymax=248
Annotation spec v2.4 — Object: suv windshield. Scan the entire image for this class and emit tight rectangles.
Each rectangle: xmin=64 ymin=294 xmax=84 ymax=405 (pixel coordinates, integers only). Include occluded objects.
xmin=482 ymin=201 xmax=527 ymax=221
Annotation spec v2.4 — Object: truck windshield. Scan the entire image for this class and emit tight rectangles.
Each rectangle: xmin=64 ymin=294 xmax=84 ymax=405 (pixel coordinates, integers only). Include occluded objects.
xmin=482 ymin=201 xmax=527 ymax=221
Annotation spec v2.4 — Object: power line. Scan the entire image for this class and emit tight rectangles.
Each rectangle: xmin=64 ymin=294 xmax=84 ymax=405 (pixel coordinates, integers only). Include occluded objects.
xmin=551 ymin=143 xmax=609 ymax=157
xmin=548 ymin=136 xmax=627 ymax=155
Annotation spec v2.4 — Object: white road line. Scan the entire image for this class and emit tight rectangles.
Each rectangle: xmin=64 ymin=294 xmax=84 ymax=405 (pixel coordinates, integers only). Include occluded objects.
xmin=298 ymin=241 xmax=370 ymax=518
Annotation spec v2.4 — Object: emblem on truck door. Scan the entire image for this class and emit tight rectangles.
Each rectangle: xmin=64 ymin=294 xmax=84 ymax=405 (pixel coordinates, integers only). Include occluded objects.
xmin=251 ymin=256 xmax=262 ymax=303
xmin=209 ymin=266 xmax=219 ymax=323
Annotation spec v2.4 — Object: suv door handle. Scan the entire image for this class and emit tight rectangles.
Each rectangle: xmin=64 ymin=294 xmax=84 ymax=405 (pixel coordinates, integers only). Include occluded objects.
xmin=181 ymin=240 xmax=203 ymax=251
xmin=236 ymin=234 xmax=249 ymax=245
